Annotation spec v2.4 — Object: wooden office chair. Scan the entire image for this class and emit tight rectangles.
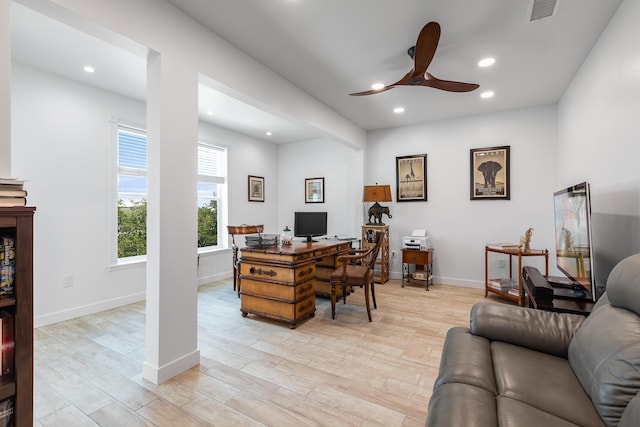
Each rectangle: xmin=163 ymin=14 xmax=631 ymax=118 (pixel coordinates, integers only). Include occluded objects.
xmin=330 ymin=230 xmax=385 ymax=321
xmin=227 ymin=224 xmax=263 ymax=297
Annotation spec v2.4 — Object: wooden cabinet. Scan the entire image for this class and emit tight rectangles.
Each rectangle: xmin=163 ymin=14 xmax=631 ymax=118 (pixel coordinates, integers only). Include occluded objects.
xmin=361 ymin=225 xmax=389 ymax=284
xmin=239 ymin=240 xmax=352 ymax=328
xmin=402 ymin=248 xmax=433 ymax=290
xmin=0 ymin=207 xmax=35 ymax=426
xmin=485 ymin=245 xmax=548 ymax=306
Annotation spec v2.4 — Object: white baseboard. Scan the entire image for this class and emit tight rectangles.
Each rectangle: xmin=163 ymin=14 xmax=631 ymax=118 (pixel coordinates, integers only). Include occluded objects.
xmin=197 ymin=271 xmax=233 ymax=286
xmin=34 ymin=291 xmax=146 ymax=328
xmin=143 ymin=348 xmax=200 ymax=385
xmin=389 ymin=271 xmax=484 ymax=289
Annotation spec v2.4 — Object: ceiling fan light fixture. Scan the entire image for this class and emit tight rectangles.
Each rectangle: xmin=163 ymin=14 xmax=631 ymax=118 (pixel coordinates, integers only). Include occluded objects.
xmin=371 ymin=82 xmax=385 ymax=91
xmin=478 ymin=57 xmax=495 ymax=68
xmin=480 ymin=91 xmax=495 ymax=99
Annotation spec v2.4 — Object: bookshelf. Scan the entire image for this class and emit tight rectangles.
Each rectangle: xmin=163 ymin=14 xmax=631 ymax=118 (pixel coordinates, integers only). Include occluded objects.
xmin=0 ymin=207 xmax=35 ymax=426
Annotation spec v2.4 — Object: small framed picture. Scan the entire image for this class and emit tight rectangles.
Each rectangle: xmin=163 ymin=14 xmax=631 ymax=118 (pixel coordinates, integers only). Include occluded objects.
xmin=396 ymin=154 xmax=427 ymax=202
xmin=305 ymin=177 xmax=324 ymax=203
xmin=470 ymin=146 xmax=510 ymax=200
xmin=248 ymin=175 xmax=264 ymax=202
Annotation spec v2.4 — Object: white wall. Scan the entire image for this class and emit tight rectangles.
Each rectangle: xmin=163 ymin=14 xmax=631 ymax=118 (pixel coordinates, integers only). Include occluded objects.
xmin=557 ymin=0 xmax=640 ymax=292
xmin=277 ymin=138 xmax=364 ymax=238
xmin=11 ymin=62 xmax=282 ymax=326
xmin=367 ymin=105 xmax=558 ymax=287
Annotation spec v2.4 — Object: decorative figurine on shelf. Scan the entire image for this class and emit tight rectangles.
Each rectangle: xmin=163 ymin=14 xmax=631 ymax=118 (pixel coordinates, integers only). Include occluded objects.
xmin=519 ymin=227 xmax=533 ymax=252
xmin=282 ymin=226 xmax=293 ymax=245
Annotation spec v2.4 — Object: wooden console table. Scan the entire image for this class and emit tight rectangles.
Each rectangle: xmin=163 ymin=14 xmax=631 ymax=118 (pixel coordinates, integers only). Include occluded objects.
xmin=239 ymin=240 xmax=352 ymax=328
xmin=485 ymin=245 xmax=549 ymax=306
xmin=401 ymin=248 xmax=433 ymax=291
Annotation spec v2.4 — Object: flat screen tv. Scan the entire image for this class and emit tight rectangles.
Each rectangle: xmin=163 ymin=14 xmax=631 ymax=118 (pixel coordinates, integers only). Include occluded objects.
xmin=553 ymin=181 xmax=596 ymax=300
xmin=294 ymin=212 xmax=327 ymax=242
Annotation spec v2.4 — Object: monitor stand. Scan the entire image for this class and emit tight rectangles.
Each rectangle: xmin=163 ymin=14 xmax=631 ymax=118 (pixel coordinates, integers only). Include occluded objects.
xmin=305 ymin=236 xmax=318 ymax=243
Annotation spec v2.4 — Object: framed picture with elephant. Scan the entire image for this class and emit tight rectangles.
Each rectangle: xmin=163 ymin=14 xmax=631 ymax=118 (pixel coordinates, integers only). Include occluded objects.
xmin=396 ymin=154 xmax=427 ymax=202
xmin=470 ymin=145 xmax=510 ymax=200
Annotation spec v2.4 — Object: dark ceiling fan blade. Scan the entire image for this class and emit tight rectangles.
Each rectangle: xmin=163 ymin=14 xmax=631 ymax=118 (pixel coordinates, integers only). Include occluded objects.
xmin=349 ymin=70 xmax=413 ymax=96
xmin=349 ymin=21 xmax=480 ymax=95
xmin=423 ymin=73 xmax=479 ymax=92
xmin=411 ymin=21 xmax=440 ymax=79
xmin=349 ymin=86 xmax=394 ymax=96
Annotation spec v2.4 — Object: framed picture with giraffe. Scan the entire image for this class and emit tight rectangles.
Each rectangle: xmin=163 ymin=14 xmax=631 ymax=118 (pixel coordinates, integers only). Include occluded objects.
xmin=396 ymin=154 xmax=427 ymax=202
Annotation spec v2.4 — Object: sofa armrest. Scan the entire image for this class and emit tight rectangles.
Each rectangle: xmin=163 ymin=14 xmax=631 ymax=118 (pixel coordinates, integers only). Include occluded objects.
xmin=470 ymin=302 xmax=586 ymax=357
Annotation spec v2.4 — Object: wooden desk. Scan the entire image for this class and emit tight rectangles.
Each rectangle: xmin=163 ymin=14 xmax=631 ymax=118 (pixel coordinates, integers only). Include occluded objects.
xmin=401 ymin=249 xmax=433 ymax=291
xmin=485 ymin=245 xmax=549 ymax=306
xmin=239 ymin=240 xmax=352 ymax=328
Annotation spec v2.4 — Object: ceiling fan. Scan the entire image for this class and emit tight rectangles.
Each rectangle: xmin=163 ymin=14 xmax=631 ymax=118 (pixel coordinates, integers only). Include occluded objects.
xmin=349 ymin=21 xmax=480 ymax=96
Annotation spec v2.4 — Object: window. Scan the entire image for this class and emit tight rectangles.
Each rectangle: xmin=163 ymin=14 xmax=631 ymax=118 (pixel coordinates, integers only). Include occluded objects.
xmin=117 ymin=126 xmax=148 ymax=259
xmin=197 ymin=143 xmax=227 ymax=249
xmin=115 ymin=126 xmax=227 ymax=260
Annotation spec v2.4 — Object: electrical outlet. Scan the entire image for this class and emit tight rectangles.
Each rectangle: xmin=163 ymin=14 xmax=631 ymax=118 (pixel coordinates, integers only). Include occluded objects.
xmin=63 ymin=275 xmax=73 ymax=288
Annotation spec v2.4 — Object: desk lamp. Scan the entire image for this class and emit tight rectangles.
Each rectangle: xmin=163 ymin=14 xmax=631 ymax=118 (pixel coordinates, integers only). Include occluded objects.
xmin=363 ymin=184 xmax=392 ymax=225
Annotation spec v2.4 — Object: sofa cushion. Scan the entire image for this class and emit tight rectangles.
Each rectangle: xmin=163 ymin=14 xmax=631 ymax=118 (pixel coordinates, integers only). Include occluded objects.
xmin=619 ymin=392 xmax=640 ymax=427
xmin=497 ymin=396 xmax=589 ymax=427
xmin=568 ymin=302 xmax=640 ymax=426
xmin=606 ymin=253 xmax=640 ymax=316
xmin=470 ymin=302 xmax=584 ymax=357
xmin=433 ymin=327 xmax=496 ymax=394
xmin=492 ymin=342 xmax=604 ymax=427
xmin=427 ymin=383 xmax=496 ymax=427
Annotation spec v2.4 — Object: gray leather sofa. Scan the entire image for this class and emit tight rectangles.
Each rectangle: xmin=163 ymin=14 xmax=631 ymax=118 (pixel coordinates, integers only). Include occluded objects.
xmin=426 ymin=253 xmax=640 ymax=427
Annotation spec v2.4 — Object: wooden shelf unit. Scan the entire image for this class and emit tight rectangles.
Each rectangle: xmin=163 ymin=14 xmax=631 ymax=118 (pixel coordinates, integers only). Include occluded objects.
xmin=0 ymin=207 xmax=35 ymax=426
xmin=485 ymin=245 xmax=548 ymax=306
xmin=361 ymin=225 xmax=389 ymax=284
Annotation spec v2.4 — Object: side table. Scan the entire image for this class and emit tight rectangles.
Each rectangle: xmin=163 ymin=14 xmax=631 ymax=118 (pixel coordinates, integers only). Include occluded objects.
xmin=485 ymin=245 xmax=549 ymax=306
xmin=402 ymin=248 xmax=433 ymax=291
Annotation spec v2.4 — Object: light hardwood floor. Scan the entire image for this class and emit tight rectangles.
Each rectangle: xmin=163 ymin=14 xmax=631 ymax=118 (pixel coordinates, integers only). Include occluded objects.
xmin=34 ymin=278 xmax=492 ymax=426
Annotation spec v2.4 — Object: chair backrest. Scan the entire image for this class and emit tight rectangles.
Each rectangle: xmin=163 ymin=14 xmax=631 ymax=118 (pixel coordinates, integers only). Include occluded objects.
xmin=366 ymin=231 xmax=386 ymax=270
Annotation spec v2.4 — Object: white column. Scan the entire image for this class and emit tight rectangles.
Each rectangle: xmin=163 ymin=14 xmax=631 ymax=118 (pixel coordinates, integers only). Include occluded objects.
xmin=0 ymin=0 xmax=11 ymax=176
xmin=143 ymin=51 xmax=200 ymax=384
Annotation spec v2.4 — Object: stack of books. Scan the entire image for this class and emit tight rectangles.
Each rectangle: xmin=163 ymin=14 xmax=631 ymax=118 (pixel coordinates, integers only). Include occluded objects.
xmin=487 ymin=277 xmax=518 ymax=292
xmin=0 ymin=178 xmax=26 ymax=207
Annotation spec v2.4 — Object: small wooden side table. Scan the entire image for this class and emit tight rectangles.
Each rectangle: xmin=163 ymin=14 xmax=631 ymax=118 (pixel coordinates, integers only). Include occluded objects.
xmin=485 ymin=245 xmax=549 ymax=306
xmin=402 ymin=248 xmax=433 ymax=291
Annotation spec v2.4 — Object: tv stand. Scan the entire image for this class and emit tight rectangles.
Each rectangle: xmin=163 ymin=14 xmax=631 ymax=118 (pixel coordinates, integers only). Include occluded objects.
xmin=523 ymin=267 xmax=594 ymax=315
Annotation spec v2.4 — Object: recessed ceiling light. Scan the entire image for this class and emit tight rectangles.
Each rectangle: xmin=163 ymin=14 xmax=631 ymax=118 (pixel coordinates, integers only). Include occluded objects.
xmin=371 ymin=82 xmax=385 ymax=91
xmin=83 ymin=65 xmax=95 ymax=73
xmin=478 ymin=57 xmax=495 ymax=68
xmin=206 ymin=110 xmax=213 ymax=116
xmin=480 ymin=91 xmax=495 ymax=99
xmin=393 ymin=107 xmax=405 ymax=114
xmin=266 ymin=131 xmax=272 ymax=136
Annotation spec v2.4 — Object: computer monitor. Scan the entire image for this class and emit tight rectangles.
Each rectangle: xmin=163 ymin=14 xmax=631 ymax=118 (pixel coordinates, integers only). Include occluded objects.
xmin=294 ymin=212 xmax=327 ymax=242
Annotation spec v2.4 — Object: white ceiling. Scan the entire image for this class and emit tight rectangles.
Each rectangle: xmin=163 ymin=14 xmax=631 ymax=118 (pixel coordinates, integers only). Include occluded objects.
xmin=11 ymin=0 xmax=624 ymax=143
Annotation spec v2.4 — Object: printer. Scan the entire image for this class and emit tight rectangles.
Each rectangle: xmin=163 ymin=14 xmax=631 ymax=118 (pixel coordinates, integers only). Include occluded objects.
xmin=402 ymin=229 xmax=432 ymax=250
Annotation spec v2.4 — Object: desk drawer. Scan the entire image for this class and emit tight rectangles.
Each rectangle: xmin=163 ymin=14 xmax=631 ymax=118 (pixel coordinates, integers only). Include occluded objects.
xmin=241 ymin=278 xmax=315 ymax=301
xmin=240 ymin=261 xmax=315 ymax=283
xmin=241 ymin=294 xmax=315 ymax=322
xmin=403 ymin=250 xmax=431 ymax=264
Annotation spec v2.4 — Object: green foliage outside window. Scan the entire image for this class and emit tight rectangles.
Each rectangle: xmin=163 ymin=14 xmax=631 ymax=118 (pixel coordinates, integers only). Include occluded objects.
xmin=118 ymin=199 xmax=218 ymax=258
xmin=118 ymin=199 xmax=147 ymax=258
xmin=198 ymin=200 xmax=218 ymax=247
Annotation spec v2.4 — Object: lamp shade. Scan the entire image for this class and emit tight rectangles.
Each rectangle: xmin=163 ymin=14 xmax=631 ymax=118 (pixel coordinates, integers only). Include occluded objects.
xmin=363 ymin=185 xmax=392 ymax=202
